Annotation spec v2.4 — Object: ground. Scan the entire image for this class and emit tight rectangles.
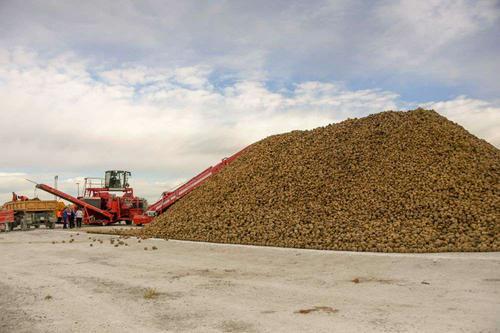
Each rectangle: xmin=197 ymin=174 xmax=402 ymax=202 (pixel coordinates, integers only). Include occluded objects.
xmin=0 ymin=228 xmax=499 ymax=333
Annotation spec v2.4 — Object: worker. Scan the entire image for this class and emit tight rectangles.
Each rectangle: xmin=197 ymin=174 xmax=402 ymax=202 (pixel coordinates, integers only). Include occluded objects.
xmin=62 ymin=207 xmax=69 ymax=229
xmin=75 ymin=208 xmax=83 ymax=228
xmin=69 ymin=207 xmax=75 ymax=229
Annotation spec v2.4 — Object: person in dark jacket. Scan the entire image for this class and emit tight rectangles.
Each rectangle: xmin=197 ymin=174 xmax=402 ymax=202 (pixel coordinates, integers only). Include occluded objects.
xmin=62 ymin=208 xmax=68 ymax=229
xmin=69 ymin=208 xmax=75 ymax=229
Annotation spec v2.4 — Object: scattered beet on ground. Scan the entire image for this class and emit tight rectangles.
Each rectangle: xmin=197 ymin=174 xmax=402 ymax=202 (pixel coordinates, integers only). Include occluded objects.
xmin=143 ymin=109 xmax=500 ymax=252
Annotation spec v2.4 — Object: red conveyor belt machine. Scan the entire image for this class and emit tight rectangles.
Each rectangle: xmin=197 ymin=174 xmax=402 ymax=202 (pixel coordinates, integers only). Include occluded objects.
xmin=34 ymin=147 xmax=248 ymax=226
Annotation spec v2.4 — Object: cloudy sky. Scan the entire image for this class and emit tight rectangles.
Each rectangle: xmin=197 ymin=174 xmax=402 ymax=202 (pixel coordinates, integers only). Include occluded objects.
xmin=0 ymin=0 xmax=499 ymax=204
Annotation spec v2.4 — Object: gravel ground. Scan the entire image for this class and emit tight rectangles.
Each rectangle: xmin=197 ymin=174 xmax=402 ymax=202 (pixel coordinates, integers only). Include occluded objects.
xmin=0 ymin=228 xmax=499 ymax=333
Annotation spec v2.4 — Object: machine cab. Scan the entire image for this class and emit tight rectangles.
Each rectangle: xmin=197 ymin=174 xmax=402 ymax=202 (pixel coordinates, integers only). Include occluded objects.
xmin=105 ymin=170 xmax=131 ymax=190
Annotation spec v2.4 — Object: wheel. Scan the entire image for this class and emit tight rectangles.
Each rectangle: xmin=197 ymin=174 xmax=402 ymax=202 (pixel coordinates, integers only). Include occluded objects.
xmin=21 ymin=220 xmax=28 ymax=231
xmin=125 ymin=220 xmax=132 ymax=225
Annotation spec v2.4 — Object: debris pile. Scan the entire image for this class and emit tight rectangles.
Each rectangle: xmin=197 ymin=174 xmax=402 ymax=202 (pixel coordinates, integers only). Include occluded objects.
xmin=144 ymin=109 xmax=500 ymax=252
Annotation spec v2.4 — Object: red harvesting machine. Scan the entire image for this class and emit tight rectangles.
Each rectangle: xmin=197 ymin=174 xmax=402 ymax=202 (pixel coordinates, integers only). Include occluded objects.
xmin=36 ymin=170 xmax=148 ymax=225
xmin=35 ymin=147 xmax=247 ymax=226
xmin=132 ymin=147 xmax=247 ymax=225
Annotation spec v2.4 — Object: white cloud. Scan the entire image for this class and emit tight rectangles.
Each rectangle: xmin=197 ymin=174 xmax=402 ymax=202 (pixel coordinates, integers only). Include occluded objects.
xmin=374 ymin=0 xmax=497 ymax=57
xmin=0 ymin=172 xmax=27 ymax=177
xmin=1 ymin=1 xmax=498 ymax=96
xmin=364 ymin=0 xmax=500 ymax=85
xmin=425 ymin=96 xmax=500 ymax=147
xmin=0 ymin=49 xmax=498 ymax=204
xmin=99 ymin=67 xmax=153 ymax=86
xmin=174 ymin=66 xmax=212 ymax=89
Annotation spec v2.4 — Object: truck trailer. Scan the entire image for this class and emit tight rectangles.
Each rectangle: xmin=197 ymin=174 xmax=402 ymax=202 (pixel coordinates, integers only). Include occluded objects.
xmin=0 ymin=194 xmax=63 ymax=231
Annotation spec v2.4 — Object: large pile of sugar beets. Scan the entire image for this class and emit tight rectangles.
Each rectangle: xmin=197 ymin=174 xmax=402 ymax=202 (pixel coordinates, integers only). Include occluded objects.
xmin=143 ymin=109 xmax=499 ymax=252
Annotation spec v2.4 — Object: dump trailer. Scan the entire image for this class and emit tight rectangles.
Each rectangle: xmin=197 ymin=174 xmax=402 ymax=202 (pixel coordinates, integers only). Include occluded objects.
xmin=0 ymin=197 xmax=61 ymax=232
xmin=132 ymin=147 xmax=248 ymax=225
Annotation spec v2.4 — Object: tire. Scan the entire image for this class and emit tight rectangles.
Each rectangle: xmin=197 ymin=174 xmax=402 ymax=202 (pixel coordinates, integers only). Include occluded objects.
xmin=125 ymin=220 xmax=132 ymax=225
xmin=21 ymin=220 xmax=28 ymax=231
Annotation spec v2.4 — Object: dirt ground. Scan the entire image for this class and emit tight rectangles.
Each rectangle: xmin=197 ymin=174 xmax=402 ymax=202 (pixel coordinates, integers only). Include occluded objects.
xmin=0 ymin=228 xmax=499 ymax=333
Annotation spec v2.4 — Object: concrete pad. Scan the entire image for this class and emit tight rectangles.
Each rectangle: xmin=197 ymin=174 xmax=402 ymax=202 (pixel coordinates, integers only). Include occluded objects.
xmin=0 ymin=229 xmax=499 ymax=333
